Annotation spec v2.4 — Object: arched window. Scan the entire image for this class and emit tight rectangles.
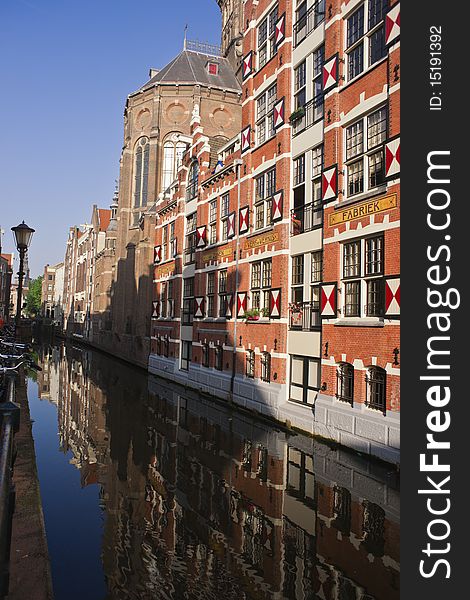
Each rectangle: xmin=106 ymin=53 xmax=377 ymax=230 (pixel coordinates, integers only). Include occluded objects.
xmin=186 ymin=160 xmax=199 ymax=200
xmin=215 ymin=345 xmax=223 ymax=371
xmin=134 ymin=138 xmax=150 ymax=209
xmin=365 ymin=366 xmax=386 ymax=413
xmin=202 ymin=343 xmax=210 ymax=368
xmin=261 ymin=352 xmax=271 ymax=383
xmin=336 ymin=362 xmax=354 ymax=405
xmin=162 ymin=138 xmax=186 ymax=191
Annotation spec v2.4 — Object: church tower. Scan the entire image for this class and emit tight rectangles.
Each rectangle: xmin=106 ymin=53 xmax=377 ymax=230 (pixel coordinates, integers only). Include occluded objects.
xmin=217 ymin=0 xmax=244 ymax=80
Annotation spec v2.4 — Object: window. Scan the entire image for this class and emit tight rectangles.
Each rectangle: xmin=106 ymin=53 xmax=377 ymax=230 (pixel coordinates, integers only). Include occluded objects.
xmin=312 ymin=145 xmax=323 ymax=204
xmin=186 ymin=161 xmax=199 ymax=201
xmin=218 ymin=270 xmax=231 ymax=317
xmin=336 ymin=362 xmax=354 ymax=405
xmin=289 ymin=356 xmax=321 ymax=404
xmin=333 ymin=487 xmax=352 ymax=534
xmin=294 ymin=61 xmax=306 ymax=109
xmin=162 ymin=139 xmax=186 ymax=191
xmin=312 ymin=45 xmax=324 ymax=120
xmin=162 ymin=225 xmax=168 ymax=262
xmin=286 ymin=447 xmax=315 ymax=506
xmin=342 ymin=236 xmax=384 ymax=317
xmin=182 ymin=277 xmax=194 ymax=325
xmin=209 ymin=200 xmax=217 ymax=245
xmin=294 ymin=0 xmax=326 ymax=46
xmin=207 ymin=61 xmax=219 ymax=75
xmin=345 ymin=106 xmax=387 ymax=197
xmin=202 ymin=343 xmax=210 ymax=367
xmin=256 ymin=84 xmax=277 ymax=145
xmin=181 ymin=341 xmax=192 ymax=371
xmin=160 ymin=282 xmax=167 ymax=318
xmin=261 ymin=352 xmax=271 ymax=383
xmin=133 ymin=138 xmax=149 ymax=211
xmin=251 ymin=259 xmax=272 ymax=313
xmin=258 ymin=4 xmax=279 ymax=69
xmin=291 ymin=255 xmax=304 ymax=305
xmin=294 ymin=154 xmax=305 ymax=187
xmin=185 ymin=213 xmax=197 ymax=264
xmin=365 ymin=366 xmax=386 ymax=413
xmin=346 ymin=1 xmax=388 ymax=81
xmin=220 ymin=193 xmax=230 ymax=241
xmin=246 ymin=350 xmax=255 ymax=378
xmin=255 ymin=168 xmax=276 ymax=230
xmin=291 ymin=147 xmax=322 ymax=235
xmin=168 ymin=280 xmax=174 ymax=317
xmin=215 ymin=345 xmax=223 ymax=371
xmin=207 ymin=272 xmax=215 ymax=317
xmin=170 ymin=221 xmax=177 ymax=257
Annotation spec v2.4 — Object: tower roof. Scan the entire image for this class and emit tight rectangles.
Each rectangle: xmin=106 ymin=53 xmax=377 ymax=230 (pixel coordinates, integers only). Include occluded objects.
xmin=138 ymin=49 xmax=241 ymax=94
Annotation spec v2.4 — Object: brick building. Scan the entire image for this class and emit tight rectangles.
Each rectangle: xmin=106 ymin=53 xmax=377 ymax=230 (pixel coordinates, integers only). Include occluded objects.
xmin=148 ymin=0 xmax=400 ymax=462
xmin=0 ymin=253 xmax=13 ymax=321
xmin=41 ymin=261 xmax=64 ymax=322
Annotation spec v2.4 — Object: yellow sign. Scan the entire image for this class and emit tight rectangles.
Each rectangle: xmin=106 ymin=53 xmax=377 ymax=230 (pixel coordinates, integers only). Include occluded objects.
xmin=329 ymin=194 xmax=398 ymax=227
xmin=244 ymin=231 xmax=279 ymax=250
xmin=155 ymin=264 xmax=174 ymax=278
xmin=202 ymin=247 xmax=233 ymax=262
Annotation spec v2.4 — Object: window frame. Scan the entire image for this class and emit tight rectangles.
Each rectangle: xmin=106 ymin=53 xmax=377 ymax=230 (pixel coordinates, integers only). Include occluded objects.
xmin=365 ymin=366 xmax=387 ymax=413
xmin=336 ymin=362 xmax=354 ymax=405
xmin=256 ymin=83 xmax=278 ymax=146
xmin=257 ymin=4 xmax=279 ymax=70
xmin=254 ymin=168 xmax=276 ymax=230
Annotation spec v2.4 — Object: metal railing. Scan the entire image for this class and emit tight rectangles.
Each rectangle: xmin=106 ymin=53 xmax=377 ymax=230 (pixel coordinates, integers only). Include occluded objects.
xmin=289 ymin=301 xmax=321 ymax=331
xmin=291 ymin=201 xmax=323 ymax=235
xmin=291 ymin=96 xmax=324 ymax=136
xmin=294 ymin=0 xmax=326 ymax=47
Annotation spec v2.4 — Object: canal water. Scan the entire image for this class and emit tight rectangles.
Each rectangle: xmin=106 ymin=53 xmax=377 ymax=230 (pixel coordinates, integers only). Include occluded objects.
xmin=28 ymin=343 xmax=400 ymax=600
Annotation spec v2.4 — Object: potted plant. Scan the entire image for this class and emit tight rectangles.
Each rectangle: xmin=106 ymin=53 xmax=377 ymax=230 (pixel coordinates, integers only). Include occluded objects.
xmin=261 ymin=307 xmax=270 ymax=318
xmin=244 ymin=308 xmax=261 ymax=321
xmin=289 ymin=106 xmax=305 ymax=123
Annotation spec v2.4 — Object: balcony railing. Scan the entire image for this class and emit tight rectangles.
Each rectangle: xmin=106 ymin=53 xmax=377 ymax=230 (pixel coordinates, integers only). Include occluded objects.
xmin=294 ymin=0 xmax=326 ymax=47
xmin=291 ymin=96 xmax=324 ymax=136
xmin=291 ymin=201 xmax=323 ymax=235
xmin=289 ymin=301 xmax=321 ymax=330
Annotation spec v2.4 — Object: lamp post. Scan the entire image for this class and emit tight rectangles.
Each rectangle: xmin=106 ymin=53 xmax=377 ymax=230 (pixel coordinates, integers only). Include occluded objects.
xmin=11 ymin=221 xmax=35 ymax=331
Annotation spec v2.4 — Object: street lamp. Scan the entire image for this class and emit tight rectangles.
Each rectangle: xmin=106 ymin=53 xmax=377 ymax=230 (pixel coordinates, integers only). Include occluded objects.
xmin=11 ymin=221 xmax=35 ymax=330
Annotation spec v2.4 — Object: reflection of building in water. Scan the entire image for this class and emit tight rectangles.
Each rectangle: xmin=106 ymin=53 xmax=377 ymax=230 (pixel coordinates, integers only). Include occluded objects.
xmin=37 ymin=346 xmax=62 ymax=405
xmin=39 ymin=345 xmax=399 ymax=599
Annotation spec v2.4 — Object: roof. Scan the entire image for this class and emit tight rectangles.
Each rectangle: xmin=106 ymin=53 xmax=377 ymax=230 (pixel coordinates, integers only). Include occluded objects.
xmin=139 ymin=50 xmax=241 ymax=93
xmin=98 ymin=209 xmax=111 ymax=232
xmin=0 ymin=253 xmax=13 ymax=267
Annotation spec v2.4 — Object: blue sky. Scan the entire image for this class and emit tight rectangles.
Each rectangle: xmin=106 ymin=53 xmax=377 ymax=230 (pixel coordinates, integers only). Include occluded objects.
xmin=0 ymin=0 xmax=221 ymax=277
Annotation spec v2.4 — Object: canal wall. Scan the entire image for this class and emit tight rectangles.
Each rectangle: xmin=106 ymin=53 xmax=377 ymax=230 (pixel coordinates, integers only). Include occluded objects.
xmin=8 ymin=376 xmax=53 ymax=600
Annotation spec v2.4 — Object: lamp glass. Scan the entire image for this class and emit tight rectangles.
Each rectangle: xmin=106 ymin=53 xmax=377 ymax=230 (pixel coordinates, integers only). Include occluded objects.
xmin=11 ymin=221 xmax=35 ymax=250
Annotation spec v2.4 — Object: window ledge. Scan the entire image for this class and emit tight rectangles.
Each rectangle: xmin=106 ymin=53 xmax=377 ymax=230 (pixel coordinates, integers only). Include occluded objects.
xmin=334 ymin=318 xmax=384 ymax=328
xmin=341 ymin=56 xmax=388 ymax=92
xmin=336 ymin=186 xmax=388 ymax=209
xmin=245 ymin=317 xmax=270 ymax=324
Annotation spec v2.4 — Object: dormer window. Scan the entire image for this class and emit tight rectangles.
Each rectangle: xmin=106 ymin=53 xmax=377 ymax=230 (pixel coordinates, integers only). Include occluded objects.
xmin=207 ymin=61 xmax=219 ymax=75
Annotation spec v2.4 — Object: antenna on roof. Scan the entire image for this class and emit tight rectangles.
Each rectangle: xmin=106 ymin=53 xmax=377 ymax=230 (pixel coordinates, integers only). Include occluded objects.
xmin=184 ymin=24 xmax=188 ymax=50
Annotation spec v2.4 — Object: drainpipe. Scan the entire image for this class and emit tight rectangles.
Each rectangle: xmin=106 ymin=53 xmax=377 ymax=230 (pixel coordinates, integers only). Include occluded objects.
xmin=230 ymin=158 xmax=243 ymax=400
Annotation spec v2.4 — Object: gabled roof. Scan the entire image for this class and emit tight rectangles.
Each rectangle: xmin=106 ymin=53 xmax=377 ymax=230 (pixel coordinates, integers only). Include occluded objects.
xmin=139 ymin=50 xmax=240 ymax=94
xmin=98 ymin=209 xmax=111 ymax=232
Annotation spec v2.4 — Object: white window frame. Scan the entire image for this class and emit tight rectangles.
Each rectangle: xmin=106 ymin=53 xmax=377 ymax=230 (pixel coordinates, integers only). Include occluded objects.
xmin=258 ymin=4 xmax=279 ymax=69
xmin=256 ymin=83 xmax=277 ymax=146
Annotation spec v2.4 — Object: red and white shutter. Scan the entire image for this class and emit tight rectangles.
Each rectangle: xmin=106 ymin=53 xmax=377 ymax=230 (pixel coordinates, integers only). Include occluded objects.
xmin=154 ymin=245 xmax=162 ymax=264
xmin=195 ymin=297 xmax=204 ymax=318
xmin=152 ymin=301 xmax=159 ymax=319
xmin=226 ymin=294 xmax=233 ymax=318
xmin=269 ymin=289 xmax=281 ymax=319
xmin=323 ymin=55 xmax=339 ymax=92
xmin=273 ymin=98 xmax=285 ymax=129
xmin=237 ymin=292 xmax=247 ymax=317
xmin=241 ymin=126 xmax=251 ymax=153
xmin=385 ymin=137 xmax=400 ymax=178
xmin=239 ymin=206 xmax=249 ymax=234
xmin=227 ymin=212 xmax=236 ymax=238
xmin=322 ymin=166 xmax=338 ymax=201
xmin=385 ymin=277 xmax=400 ymax=318
xmin=385 ymin=3 xmax=400 ymax=46
xmin=271 ymin=190 xmax=283 ymax=222
xmin=275 ymin=13 xmax=286 ymax=47
xmin=242 ymin=51 xmax=253 ymax=79
xmin=196 ymin=226 xmax=207 ymax=248
xmin=320 ymin=284 xmax=337 ymax=318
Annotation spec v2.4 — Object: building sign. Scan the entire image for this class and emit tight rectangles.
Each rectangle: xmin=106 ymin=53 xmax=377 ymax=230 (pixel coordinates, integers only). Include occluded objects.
xmin=202 ymin=247 xmax=233 ymax=263
xmin=328 ymin=194 xmax=398 ymax=227
xmin=155 ymin=264 xmax=175 ymax=278
xmin=243 ymin=232 xmax=279 ymax=250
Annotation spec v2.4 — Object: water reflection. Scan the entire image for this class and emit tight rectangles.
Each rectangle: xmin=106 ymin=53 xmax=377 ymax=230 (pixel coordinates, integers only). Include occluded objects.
xmin=36 ymin=344 xmax=400 ymax=600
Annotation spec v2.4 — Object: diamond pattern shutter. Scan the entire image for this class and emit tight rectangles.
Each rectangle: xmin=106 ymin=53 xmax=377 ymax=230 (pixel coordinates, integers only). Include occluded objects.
xmin=152 ymin=301 xmax=159 ymax=319
xmin=237 ymin=292 xmax=247 ymax=317
xmin=271 ymin=190 xmax=283 ymax=222
xmin=274 ymin=98 xmax=285 ymax=129
xmin=270 ymin=289 xmax=281 ymax=319
xmin=385 ymin=137 xmax=400 ymax=178
xmin=239 ymin=206 xmax=249 ymax=234
xmin=320 ymin=283 xmax=337 ymax=318
xmin=195 ymin=297 xmax=205 ymax=318
xmin=275 ymin=13 xmax=286 ymax=47
xmin=323 ymin=54 xmax=339 ymax=92
xmin=385 ymin=277 xmax=400 ymax=318
xmin=196 ymin=226 xmax=207 ymax=248
xmin=242 ymin=52 xmax=253 ymax=79
xmin=154 ymin=245 xmax=162 ymax=264
xmin=226 ymin=294 xmax=233 ymax=318
xmin=322 ymin=166 xmax=338 ymax=201
xmin=385 ymin=3 xmax=400 ymax=46
xmin=241 ymin=126 xmax=251 ymax=153
xmin=227 ymin=212 xmax=236 ymax=238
